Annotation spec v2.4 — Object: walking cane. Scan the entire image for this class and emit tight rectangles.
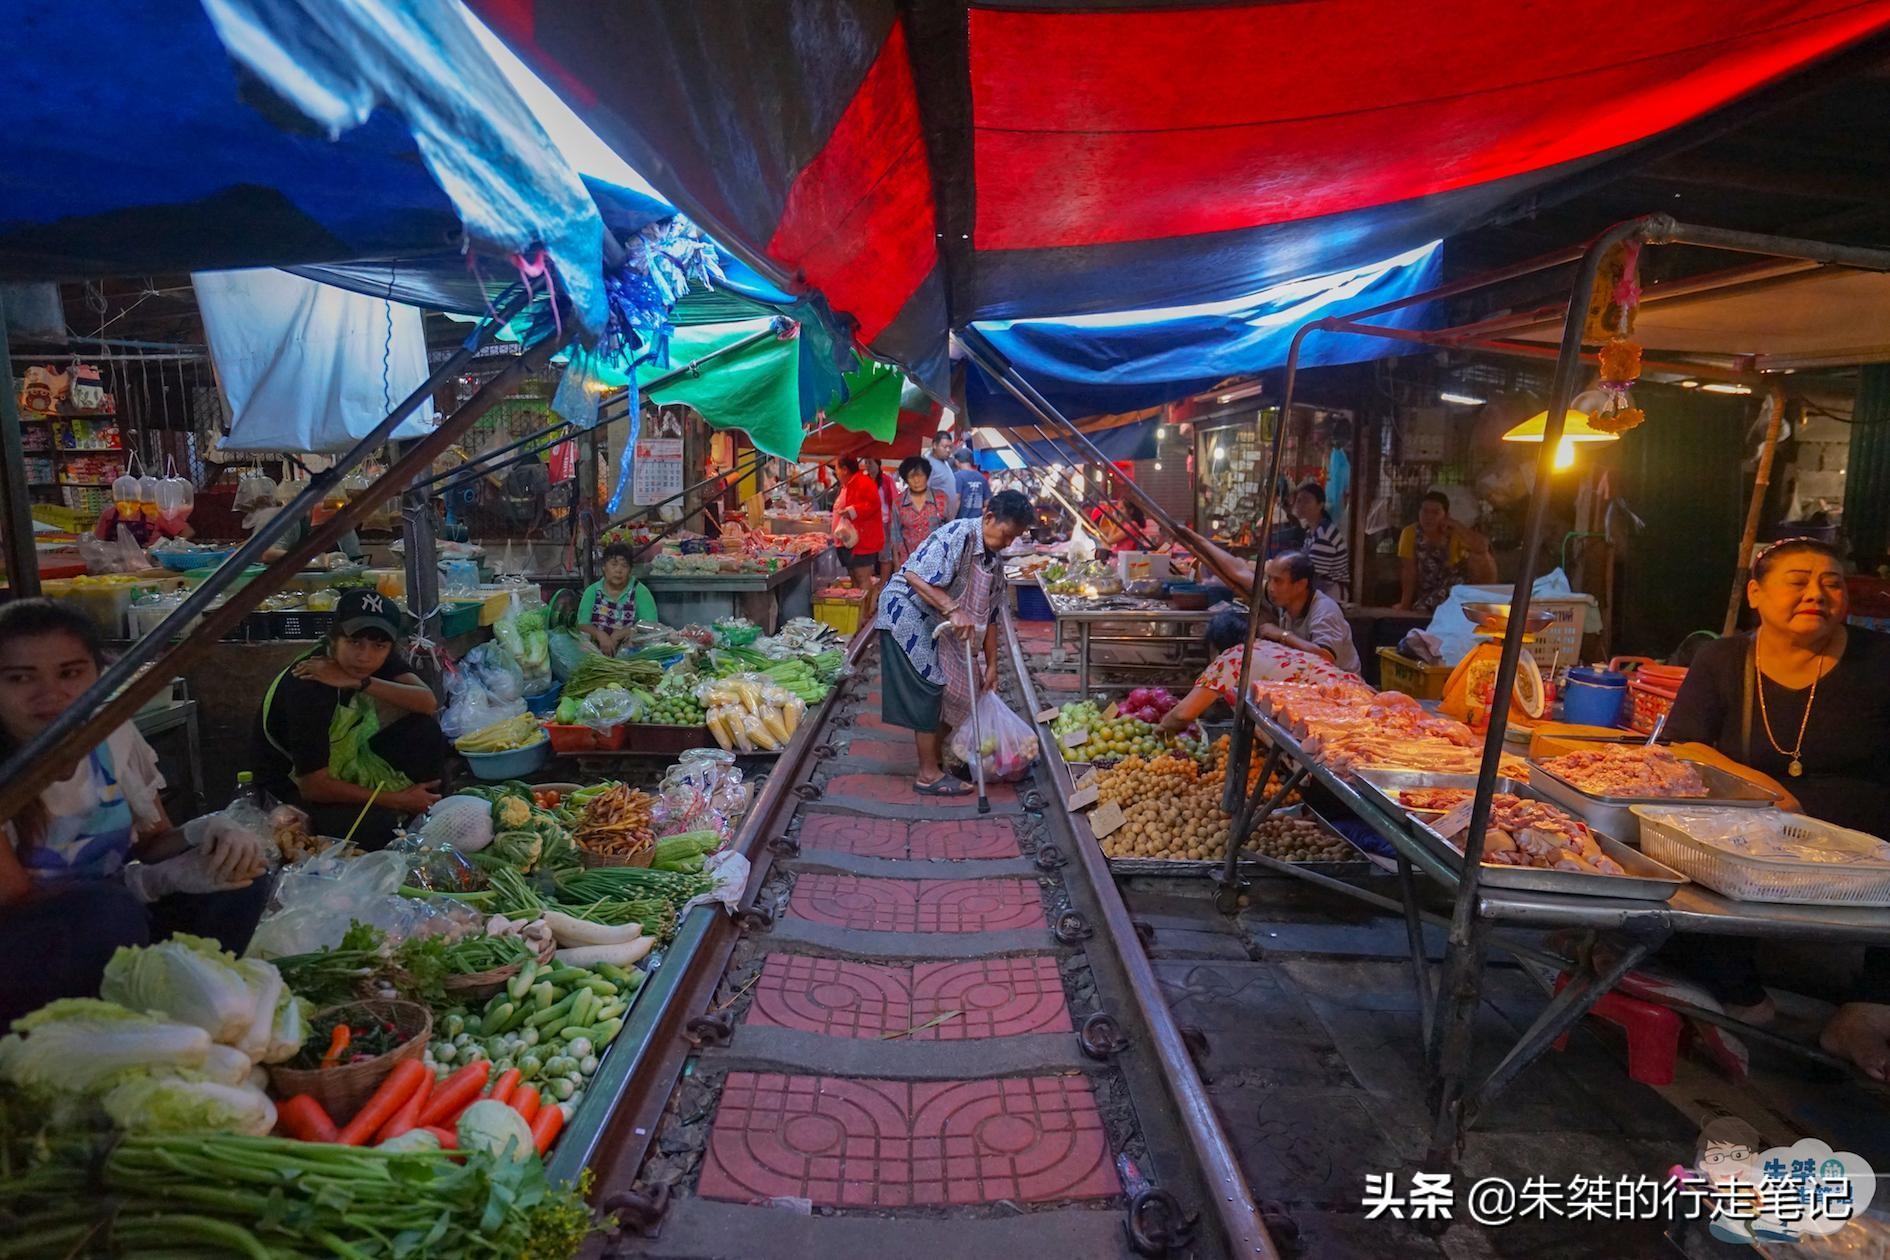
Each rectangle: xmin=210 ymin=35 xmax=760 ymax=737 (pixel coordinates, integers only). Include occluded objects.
xmin=935 ymin=621 xmax=990 ymax=814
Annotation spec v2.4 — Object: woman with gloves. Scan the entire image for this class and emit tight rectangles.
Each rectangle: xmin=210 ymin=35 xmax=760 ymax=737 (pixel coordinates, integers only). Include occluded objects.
xmin=0 ymin=599 xmax=271 ymax=1028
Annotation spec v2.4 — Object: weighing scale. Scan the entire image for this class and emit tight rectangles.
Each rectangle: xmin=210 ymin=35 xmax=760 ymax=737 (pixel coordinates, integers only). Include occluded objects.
xmin=1440 ymin=602 xmax=1548 ymax=733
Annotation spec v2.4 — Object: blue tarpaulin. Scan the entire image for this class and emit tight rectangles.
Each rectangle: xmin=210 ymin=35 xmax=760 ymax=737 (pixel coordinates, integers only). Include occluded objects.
xmin=965 ymin=242 xmax=1443 ymax=426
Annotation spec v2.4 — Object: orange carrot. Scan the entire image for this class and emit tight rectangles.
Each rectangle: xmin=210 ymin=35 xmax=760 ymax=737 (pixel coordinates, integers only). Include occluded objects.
xmin=510 ymin=1088 xmax=541 ymax=1126
xmin=530 ymin=1104 xmax=564 ymax=1154
xmin=418 ymin=1061 xmax=490 ymax=1128
xmin=376 ymin=1073 xmax=434 ymax=1144
xmin=421 ymin=1125 xmax=459 ymax=1149
xmin=486 ymin=1067 xmax=521 ymax=1107
xmin=319 ymin=1024 xmax=352 ymax=1069
xmin=278 ymin=1094 xmax=339 ymax=1143
xmin=337 ymin=1059 xmax=428 ymax=1146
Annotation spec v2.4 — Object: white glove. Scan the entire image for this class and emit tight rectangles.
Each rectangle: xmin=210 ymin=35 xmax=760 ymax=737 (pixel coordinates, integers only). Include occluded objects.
xmin=181 ymin=812 xmax=271 ymax=883
xmin=122 ymin=847 xmax=255 ymax=903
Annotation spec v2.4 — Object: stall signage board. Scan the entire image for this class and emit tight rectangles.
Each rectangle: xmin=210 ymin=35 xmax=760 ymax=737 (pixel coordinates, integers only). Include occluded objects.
xmin=1068 ymin=783 xmax=1100 ymax=811
xmin=1036 ymin=707 xmax=1061 ymax=723
xmin=632 ymin=437 xmax=684 ymax=505
xmin=1089 ymin=800 xmax=1126 ymax=838
xmin=1061 ymin=728 xmax=1089 ymax=749
xmin=1430 ymin=800 xmax=1476 ymax=842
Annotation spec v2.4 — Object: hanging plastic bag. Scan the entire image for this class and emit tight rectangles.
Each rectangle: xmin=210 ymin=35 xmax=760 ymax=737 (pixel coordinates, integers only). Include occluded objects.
xmin=155 ymin=458 xmax=194 ymax=533
xmin=948 ymin=692 xmax=1041 ymax=782
xmin=550 ymin=348 xmax=605 ymax=430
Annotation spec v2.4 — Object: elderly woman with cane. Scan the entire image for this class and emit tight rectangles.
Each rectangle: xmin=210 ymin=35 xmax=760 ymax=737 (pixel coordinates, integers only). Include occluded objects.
xmin=873 ymin=490 xmax=1036 ymax=796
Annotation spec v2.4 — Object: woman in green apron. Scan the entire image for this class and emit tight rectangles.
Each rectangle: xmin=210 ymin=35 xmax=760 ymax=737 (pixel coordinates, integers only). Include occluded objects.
xmin=1 ymin=600 xmax=270 ymax=1028
xmin=251 ymin=588 xmax=444 ymax=850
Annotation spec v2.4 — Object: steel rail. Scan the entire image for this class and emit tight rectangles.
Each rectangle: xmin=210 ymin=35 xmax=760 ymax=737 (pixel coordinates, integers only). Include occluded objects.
xmin=549 ymin=625 xmax=872 ymax=1195
xmin=1002 ymin=605 xmax=1278 ymax=1260
xmin=0 ymin=287 xmax=539 ymax=824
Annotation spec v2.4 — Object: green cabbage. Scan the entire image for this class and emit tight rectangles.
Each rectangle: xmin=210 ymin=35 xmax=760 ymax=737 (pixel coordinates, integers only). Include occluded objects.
xmin=102 ymin=1077 xmax=277 ymax=1136
xmin=457 ymin=1099 xmax=533 ymax=1162
xmin=263 ymin=991 xmax=310 ymax=1065
xmin=100 ymin=934 xmax=257 ymax=1045
xmin=0 ymin=999 xmax=211 ymax=1093
xmin=377 ymin=1128 xmax=443 ymax=1153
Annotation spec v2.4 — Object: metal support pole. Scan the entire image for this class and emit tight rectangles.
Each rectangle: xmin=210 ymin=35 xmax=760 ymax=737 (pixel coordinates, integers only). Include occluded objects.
xmin=0 ymin=303 xmax=40 ymax=597
xmin=398 ymin=437 xmax=443 ymax=670
xmin=1397 ymin=852 xmax=1436 ymax=1044
xmin=0 ymin=295 xmax=553 ymax=824
xmin=1425 ymin=217 xmax=1653 ymax=1166
xmin=1725 ymin=386 xmax=1785 ymax=636
xmin=1219 ymin=321 xmax=1323 ymax=818
xmin=1215 ymin=744 xmax=1281 ymax=900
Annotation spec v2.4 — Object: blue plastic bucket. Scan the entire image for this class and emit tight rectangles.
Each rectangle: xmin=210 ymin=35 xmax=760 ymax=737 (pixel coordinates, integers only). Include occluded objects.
xmin=1561 ymin=666 xmax=1628 ymax=727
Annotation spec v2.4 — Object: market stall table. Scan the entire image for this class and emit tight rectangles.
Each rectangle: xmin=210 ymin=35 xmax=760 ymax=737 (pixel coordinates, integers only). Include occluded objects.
xmin=1043 ymin=586 xmax=1216 ymax=694
xmin=635 ymin=551 xmax=820 ymax=634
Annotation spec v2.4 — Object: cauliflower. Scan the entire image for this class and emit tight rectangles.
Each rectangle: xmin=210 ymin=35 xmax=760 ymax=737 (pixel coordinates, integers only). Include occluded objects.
xmin=490 ymin=829 xmax=544 ymax=870
xmin=494 ymin=796 xmax=532 ymax=829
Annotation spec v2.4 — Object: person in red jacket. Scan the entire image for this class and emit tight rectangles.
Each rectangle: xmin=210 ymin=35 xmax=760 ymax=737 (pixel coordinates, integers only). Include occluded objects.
xmin=833 ymin=455 xmax=886 ymax=617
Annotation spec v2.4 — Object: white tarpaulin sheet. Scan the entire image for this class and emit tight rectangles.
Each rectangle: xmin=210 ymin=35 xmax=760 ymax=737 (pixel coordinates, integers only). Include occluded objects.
xmin=196 ymin=269 xmax=437 ymax=453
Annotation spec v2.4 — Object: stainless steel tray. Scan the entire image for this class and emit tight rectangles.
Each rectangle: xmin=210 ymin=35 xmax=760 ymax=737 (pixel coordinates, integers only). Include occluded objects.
xmin=1528 ymin=756 xmax=1780 ymax=843
xmin=1353 ymin=769 xmax=1688 ymax=901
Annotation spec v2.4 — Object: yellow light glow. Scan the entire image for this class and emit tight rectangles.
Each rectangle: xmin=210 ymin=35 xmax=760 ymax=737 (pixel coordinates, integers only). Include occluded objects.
xmin=1553 ymin=435 xmax=1577 ymax=471
xmin=1501 ymin=408 xmax=1620 ymax=444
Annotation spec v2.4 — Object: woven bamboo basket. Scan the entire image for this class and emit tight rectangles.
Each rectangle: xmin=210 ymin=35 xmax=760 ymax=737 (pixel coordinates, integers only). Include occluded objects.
xmin=441 ymin=933 xmax=558 ymax=1001
xmin=266 ymin=999 xmax=431 ymax=1125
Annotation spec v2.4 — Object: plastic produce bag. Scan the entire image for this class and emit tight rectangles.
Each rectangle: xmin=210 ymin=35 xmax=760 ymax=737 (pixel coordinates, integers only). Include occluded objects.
xmin=388 ymin=830 xmax=482 ymax=894
xmin=948 ymin=692 xmax=1041 ymax=782
xmin=575 ymin=684 xmax=642 ymax=731
xmin=440 ymin=647 xmax=527 ymax=739
xmin=245 ymin=849 xmax=408 ymax=958
xmin=550 ymin=625 xmax=599 ymax=682
xmin=494 ymin=603 xmax=552 ymax=693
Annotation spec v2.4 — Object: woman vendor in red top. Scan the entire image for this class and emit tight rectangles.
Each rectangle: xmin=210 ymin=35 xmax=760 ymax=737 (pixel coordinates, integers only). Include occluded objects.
xmin=833 ymin=455 xmax=886 ymax=618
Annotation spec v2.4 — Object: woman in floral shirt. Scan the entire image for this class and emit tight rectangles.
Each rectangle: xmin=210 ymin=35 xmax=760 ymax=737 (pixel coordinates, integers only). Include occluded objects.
xmin=890 ymin=456 xmax=952 ymax=566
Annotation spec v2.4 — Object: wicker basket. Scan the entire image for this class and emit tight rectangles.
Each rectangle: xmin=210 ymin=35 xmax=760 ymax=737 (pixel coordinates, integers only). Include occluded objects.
xmin=579 ymin=843 xmax=655 ymax=869
xmin=441 ymin=934 xmax=558 ymax=1001
xmin=265 ymin=999 xmax=432 ymax=1125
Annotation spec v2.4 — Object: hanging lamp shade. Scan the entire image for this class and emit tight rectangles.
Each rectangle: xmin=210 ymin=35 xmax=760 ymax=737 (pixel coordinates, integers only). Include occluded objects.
xmin=1501 ymin=391 xmax=1623 ymax=444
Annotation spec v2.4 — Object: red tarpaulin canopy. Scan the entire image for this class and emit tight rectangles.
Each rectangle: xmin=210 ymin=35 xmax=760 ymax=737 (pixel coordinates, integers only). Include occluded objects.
xmin=475 ymin=0 xmax=1890 ymax=389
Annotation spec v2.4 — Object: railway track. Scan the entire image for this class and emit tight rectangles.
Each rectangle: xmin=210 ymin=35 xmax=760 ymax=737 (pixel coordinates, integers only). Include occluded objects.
xmin=577 ymin=615 xmax=1279 ymax=1260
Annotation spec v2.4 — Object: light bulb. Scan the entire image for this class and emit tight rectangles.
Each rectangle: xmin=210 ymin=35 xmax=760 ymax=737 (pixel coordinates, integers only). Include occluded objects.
xmin=1553 ymin=435 xmax=1577 ymax=471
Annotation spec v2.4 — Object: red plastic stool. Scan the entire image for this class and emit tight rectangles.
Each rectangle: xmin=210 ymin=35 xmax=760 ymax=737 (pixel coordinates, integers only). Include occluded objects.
xmin=1550 ymin=974 xmax=1683 ymax=1086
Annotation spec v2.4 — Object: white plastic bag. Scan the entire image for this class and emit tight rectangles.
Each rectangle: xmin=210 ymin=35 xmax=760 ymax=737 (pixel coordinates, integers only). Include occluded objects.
xmin=440 ymin=648 xmax=527 ymax=739
xmin=948 ymin=692 xmax=1041 ymax=782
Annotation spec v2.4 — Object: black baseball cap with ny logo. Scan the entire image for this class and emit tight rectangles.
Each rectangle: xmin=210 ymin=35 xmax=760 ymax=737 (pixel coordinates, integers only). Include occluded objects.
xmin=335 ymin=587 xmax=407 ymax=639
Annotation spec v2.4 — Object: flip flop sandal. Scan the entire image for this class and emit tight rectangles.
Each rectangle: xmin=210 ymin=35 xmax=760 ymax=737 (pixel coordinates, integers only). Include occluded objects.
xmin=914 ymin=776 xmax=973 ymax=797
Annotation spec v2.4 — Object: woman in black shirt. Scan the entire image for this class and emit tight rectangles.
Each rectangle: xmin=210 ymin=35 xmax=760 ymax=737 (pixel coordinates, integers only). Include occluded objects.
xmin=250 ymin=589 xmax=444 ymax=850
xmin=1666 ymin=538 xmax=1890 ymax=1079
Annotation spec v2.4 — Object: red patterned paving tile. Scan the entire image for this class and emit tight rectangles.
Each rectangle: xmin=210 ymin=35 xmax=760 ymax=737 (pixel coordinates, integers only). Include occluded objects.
xmin=852 ymin=711 xmax=910 ymax=737
xmin=786 ymin=875 xmax=1044 ymax=934
xmin=914 ymin=878 xmax=1044 ymax=933
xmin=786 ymin=874 xmax=917 ymax=932
xmin=698 ymin=1073 xmax=1117 ymax=1209
xmin=907 ymin=818 xmax=1021 ymax=860
xmin=835 ymin=738 xmax=918 ymax=769
xmin=746 ymin=955 xmax=912 ymax=1039
xmin=824 ymin=773 xmax=1018 ymax=809
xmin=911 ymin=958 xmax=1072 ymax=1040
xmin=744 ymin=957 xmax=1071 ymax=1041
xmin=796 ymin=815 xmax=910 ymax=859
xmin=1033 ymin=672 xmax=1082 ymax=692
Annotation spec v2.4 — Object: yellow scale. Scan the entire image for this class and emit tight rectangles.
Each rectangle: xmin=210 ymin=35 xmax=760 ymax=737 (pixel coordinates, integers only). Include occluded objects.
xmin=1439 ymin=604 xmax=1548 ymax=730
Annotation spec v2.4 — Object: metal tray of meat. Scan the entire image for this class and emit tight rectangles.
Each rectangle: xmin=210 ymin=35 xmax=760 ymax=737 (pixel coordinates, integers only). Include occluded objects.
xmin=1352 ymin=770 xmax=1528 ymax=826
xmin=1527 ymin=756 xmax=1780 ymax=843
xmin=1354 ymin=770 xmax=1687 ymax=900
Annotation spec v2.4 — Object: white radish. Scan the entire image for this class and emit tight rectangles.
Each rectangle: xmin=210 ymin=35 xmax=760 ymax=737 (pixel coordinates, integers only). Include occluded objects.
xmin=554 ymin=937 xmax=656 ymax=968
xmin=541 ymin=911 xmax=642 ymax=948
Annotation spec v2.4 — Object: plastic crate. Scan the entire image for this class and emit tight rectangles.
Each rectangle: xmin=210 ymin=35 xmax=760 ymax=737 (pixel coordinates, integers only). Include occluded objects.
xmin=439 ymin=601 xmax=482 ymax=638
xmin=813 ymin=595 xmax=862 ymax=637
xmin=1460 ymin=586 xmax=1597 ymax=672
xmin=1635 ymin=806 xmax=1890 ymax=906
xmin=545 ymin=721 xmax=627 ymax=753
xmin=267 ymin=610 xmax=334 ymax=640
xmin=1015 ymin=583 xmax=1055 ymax=621
xmin=1375 ymin=647 xmax=1454 ymax=700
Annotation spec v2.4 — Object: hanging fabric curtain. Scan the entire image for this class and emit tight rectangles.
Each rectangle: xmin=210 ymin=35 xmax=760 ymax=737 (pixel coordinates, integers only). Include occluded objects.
xmin=195 ymin=269 xmax=436 ymax=453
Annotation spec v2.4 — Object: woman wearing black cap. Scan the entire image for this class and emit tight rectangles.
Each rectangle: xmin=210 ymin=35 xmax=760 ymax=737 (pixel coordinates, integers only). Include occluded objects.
xmin=251 ymin=588 xmax=444 ymax=849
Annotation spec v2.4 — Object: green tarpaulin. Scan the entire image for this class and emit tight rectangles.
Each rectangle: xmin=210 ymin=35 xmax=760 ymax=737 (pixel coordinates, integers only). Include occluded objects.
xmin=639 ymin=317 xmax=805 ymax=460
xmin=826 ymin=360 xmax=902 ymax=443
